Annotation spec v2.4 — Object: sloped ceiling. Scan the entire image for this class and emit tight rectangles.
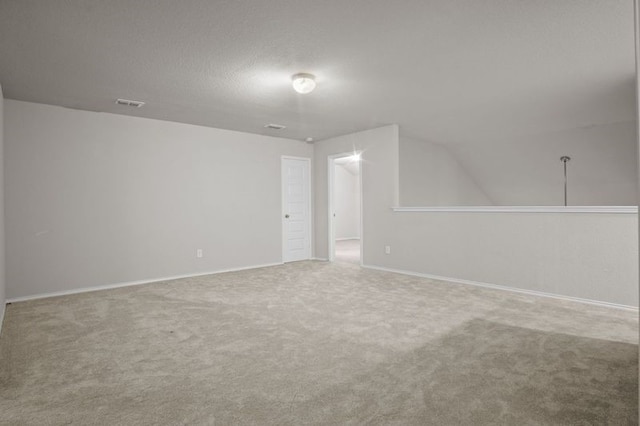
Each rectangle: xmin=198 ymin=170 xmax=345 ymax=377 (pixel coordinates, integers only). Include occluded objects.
xmin=0 ymin=0 xmax=635 ymax=145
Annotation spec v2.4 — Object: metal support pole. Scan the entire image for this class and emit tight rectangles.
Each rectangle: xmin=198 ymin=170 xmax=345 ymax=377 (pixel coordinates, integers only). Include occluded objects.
xmin=560 ymin=156 xmax=571 ymax=206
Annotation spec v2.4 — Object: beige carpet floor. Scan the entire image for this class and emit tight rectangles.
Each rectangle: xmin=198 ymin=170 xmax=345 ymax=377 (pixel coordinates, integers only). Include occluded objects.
xmin=0 ymin=260 xmax=637 ymax=425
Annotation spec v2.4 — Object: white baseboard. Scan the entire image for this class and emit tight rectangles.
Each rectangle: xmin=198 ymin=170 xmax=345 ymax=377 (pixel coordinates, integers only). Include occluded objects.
xmin=362 ymin=264 xmax=639 ymax=312
xmin=336 ymin=237 xmax=360 ymax=241
xmin=6 ymin=262 xmax=284 ymax=304
xmin=312 ymin=257 xmax=329 ymax=261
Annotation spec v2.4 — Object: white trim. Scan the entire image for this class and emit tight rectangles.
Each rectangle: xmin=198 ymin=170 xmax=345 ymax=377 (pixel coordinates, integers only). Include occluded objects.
xmin=280 ymin=155 xmax=311 ymax=161
xmin=281 ymin=156 xmax=312 ymax=263
xmin=328 ymin=152 xmax=363 ymax=264
xmin=311 ymin=257 xmax=329 ymax=261
xmin=327 ymin=156 xmax=336 ymax=262
xmin=358 ymin=158 xmax=364 ymax=267
xmin=392 ymin=206 xmax=638 ymax=214
xmin=6 ymin=262 xmax=283 ymax=304
xmin=335 ymin=237 xmax=360 ymax=241
xmin=362 ymin=264 xmax=639 ymax=312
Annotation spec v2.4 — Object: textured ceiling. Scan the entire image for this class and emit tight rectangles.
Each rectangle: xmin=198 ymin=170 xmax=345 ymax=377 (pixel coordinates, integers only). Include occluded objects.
xmin=0 ymin=0 xmax=635 ymax=144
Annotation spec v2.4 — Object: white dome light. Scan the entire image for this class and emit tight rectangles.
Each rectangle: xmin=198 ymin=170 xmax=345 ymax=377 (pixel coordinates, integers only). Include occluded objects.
xmin=292 ymin=73 xmax=316 ymax=94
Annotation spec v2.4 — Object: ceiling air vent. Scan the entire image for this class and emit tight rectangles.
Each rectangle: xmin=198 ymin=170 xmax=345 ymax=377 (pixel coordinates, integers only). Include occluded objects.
xmin=264 ymin=123 xmax=286 ymax=130
xmin=116 ymin=98 xmax=145 ymax=108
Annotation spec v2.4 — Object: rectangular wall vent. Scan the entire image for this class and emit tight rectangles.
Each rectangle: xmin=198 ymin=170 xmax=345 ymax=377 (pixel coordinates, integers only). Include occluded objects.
xmin=116 ymin=98 xmax=145 ymax=108
xmin=264 ymin=123 xmax=286 ymax=130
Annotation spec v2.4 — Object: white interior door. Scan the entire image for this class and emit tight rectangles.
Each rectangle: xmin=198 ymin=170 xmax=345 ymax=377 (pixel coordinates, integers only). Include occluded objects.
xmin=282 ymin=157 xmax=311 ymax=262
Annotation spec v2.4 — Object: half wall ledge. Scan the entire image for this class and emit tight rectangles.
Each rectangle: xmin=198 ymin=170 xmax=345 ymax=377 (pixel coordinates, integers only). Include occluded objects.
xmin=392 ymin=206 xmax=638 ymax=214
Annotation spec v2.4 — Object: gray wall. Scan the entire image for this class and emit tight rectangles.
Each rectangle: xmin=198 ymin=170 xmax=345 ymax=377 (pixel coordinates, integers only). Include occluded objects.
xmin=383 ymin=211 xmax=638 ymax=306
xmin=633 ymin=0 xmax=640 ymax=310
xmin=4 ymin=101 xmax=637 ymax=308
xmin=315 ymin=125 xmax=638 ymax=307
xmin=5 ymin=100 xmax=312 ymax=299
xmin=314 ymin=125 xmax=400 ymax=263
xmin=400 ymin=136 xmax=492 ymax=206
xmin=334 ymin=164 xmax=360 ymax=240
xmin=0 ymin=86 xmax=5 ymax=328
xmin=433 ymin=121 xmax=638 ymax=206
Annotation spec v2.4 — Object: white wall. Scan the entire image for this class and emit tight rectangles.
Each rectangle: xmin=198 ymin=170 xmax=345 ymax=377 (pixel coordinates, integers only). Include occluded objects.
xmin=5 ymin=100 xmax=313 ymax=299
xmin=316 ymin=125 xmax=638 ymax=307
xmin=400 ymin=136 xmax=492 ymax=206
xmin=334 ymin=163 xmax=360 ymax=240
xmin=0 ymin=86 xmax=5 ymax=331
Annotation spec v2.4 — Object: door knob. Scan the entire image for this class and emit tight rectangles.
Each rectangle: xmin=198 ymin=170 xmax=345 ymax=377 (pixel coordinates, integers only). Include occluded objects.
xmin=285 ymin=214 xmax=290 ymax=218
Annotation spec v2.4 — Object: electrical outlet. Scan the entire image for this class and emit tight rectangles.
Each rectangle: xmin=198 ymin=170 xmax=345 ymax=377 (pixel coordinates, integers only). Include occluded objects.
xmin=196 ymin=249 xmax=203 ymax=258
xmin=384 ymin=245 xmax=391 ymax=255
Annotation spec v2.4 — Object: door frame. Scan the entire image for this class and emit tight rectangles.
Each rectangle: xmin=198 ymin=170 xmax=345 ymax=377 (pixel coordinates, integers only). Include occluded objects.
xmin=281 ymin=156 xmax=312 ymax=263
xmin=328 ymin=152 xmax=363 ymax=264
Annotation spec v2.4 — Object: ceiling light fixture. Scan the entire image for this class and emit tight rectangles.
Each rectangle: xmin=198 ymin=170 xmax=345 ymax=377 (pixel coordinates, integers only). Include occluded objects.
xmin=292 ymin=73 xmax=316 ymax=94
xmin=116 ymin=98 xmax=145 ymax=108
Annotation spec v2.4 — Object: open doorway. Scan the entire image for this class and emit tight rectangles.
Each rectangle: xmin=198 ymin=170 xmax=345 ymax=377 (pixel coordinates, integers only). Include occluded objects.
xmin=328 ymin=153 xmax=362 ymax=264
